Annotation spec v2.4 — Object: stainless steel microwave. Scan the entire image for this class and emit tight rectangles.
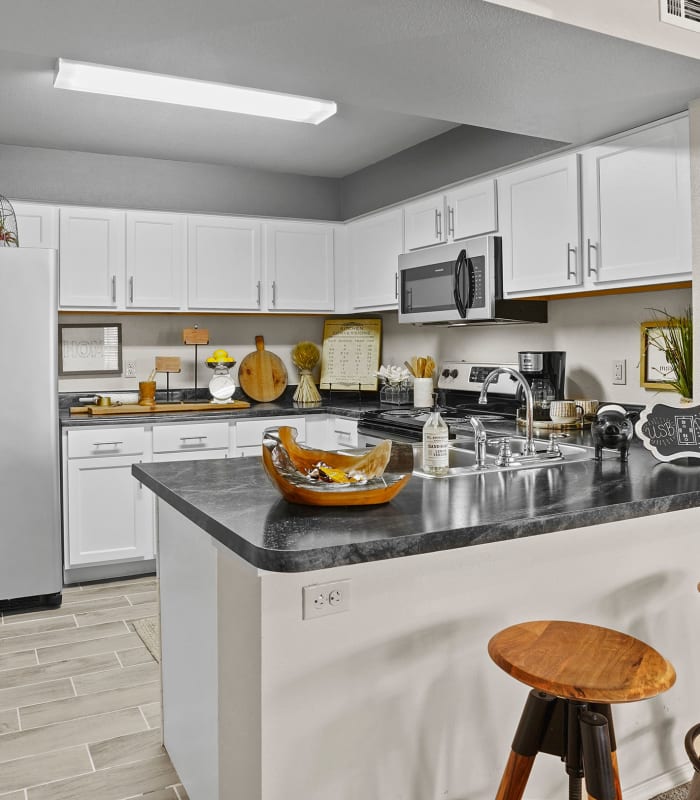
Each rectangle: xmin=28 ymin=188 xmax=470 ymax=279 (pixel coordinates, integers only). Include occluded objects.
xmin=397 ymin=236 xmax=547 ymax=325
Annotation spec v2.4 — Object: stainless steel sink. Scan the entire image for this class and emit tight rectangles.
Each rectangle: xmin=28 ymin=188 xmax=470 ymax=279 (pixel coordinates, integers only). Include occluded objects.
xmin=412 ymin=436 xmax=594 ymax=478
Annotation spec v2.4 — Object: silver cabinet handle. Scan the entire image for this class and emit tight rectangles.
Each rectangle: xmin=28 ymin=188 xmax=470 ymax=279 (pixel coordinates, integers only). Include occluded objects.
xmin=111 ymin=275 xmax=116 ymax=303
xmin=394 ymin=272 xmax=398 ymax=299
xmin=435 ymin=210 xmax=442 ymax=240
xmin=129 ymin=276 xmax=134 ymax=304
xmin=448 ymin=206 xmax=455 ymax=238
xmin=566 ymin=243 xmax=577 ymax=280
xmin=587 ymin=238 xmax=598 ymax=276
xmin=93 ymin=441 xmax=123 ymax=447
xmin=256 ymin=280 xmax=261 ymax=307
xmin=271 ymin=280 xmax=276 ymax=307
xmin=180 ymin=435 xmax=207 ymax=442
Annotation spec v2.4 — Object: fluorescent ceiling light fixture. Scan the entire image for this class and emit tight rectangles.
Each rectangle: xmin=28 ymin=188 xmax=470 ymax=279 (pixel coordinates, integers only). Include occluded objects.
xmin=54 ymin=58 xmax=337 ymax=125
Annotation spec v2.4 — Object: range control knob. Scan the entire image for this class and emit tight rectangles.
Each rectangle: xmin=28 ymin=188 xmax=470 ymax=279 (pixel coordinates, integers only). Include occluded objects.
xmin=450 ymin=369 xmax=459 ymax=379
xmin=442 ymin=368 xmax=451 ymax=378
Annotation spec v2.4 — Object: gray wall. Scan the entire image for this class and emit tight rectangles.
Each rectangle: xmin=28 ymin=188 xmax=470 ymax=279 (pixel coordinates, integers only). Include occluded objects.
xmin=0 ymin=144 xmax=341 ymax=220
xmin=339 ymin=125 xmax=566 ymax=219
xmin=2 ymin=125 xmax=566 ymax=222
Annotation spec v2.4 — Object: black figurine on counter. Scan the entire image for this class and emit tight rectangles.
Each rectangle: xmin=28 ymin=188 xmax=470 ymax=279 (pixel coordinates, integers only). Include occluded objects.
xmin=591 ymin=404 xmax=635 ymax=462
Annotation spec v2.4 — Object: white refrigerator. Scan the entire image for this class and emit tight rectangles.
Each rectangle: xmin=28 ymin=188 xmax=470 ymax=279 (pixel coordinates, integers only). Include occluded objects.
xmin=0 ymin=248 xmax=62 ymax=607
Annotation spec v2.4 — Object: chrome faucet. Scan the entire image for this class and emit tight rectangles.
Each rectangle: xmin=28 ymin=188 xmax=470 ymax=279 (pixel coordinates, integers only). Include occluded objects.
xmin=478 ymin=367 xmax=537 ymax=456
xmin=470 ymin=417 xmax=488 ymax=470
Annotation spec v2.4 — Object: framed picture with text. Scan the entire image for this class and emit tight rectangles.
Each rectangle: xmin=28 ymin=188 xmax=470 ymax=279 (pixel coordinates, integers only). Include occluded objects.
xmin=58 ymin=323 xmax=122 ymax=376
xmin=640 ymin=320 xmax=676 ymax=391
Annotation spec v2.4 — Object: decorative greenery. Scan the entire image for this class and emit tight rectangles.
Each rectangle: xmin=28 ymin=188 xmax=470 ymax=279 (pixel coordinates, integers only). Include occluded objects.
xmin=649 ymin=307 xmax=693 ymax=399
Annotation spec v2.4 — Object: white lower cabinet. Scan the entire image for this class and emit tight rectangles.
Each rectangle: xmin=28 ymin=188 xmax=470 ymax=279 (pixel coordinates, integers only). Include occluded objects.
xmin=66 ymin=454 xmax=154 ymax=567
xmin=233 ymin=416 xmax=307 ymax=457
xmin=328 ymin=416 xmax=358 ymax=449
xmin=64 ymin=426 xmax=155 ymax=572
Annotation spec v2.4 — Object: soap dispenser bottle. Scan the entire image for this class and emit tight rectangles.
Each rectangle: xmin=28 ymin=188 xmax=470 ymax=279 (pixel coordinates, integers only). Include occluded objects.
xmin=422 ymin=395 xmax=449 ymax=477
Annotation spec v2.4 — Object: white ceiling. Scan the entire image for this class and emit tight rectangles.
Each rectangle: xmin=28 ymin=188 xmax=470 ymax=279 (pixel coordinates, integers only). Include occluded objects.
xmin=2 ymin=0 xmax=700 ymax=178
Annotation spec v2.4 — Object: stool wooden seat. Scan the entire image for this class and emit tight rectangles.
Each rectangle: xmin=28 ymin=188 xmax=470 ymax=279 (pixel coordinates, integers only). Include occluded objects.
xmin=489 ymin=620 xmax=676 ymax=703
xmin=489 ymin=620 xmax=676 ymax=800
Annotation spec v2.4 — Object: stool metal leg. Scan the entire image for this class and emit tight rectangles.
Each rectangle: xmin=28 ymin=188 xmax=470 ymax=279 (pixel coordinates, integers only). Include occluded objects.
xmin=579 ymin=710 xmax=616 ymax=800
xmin=495 ymin=691 xmax=557 ymax=800
xmin=589 ymin=703 xmax=622 ymax=800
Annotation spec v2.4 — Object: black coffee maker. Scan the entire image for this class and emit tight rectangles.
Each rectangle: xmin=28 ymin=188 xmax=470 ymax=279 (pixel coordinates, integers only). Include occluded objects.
xmin=517 ymin=351 xmax=566 ymax=422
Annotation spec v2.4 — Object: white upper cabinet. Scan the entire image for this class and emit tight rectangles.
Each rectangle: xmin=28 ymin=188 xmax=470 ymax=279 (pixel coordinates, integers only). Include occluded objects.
xmin=264 ymin=221 xmax=335 ymax=311
xmin=404 ymin=180 xmax=498 ymax=252
xmin=581 ymin=116 xmax=691 ymax=287
xmin=499 ymin=154 xmax=582 ymax=296
xmin=12 ymin=202 xmax=59 ymax=249
xmin=188 ymin=216 xmax=262 ymax=310
xmin=59 ymin=207 xmax=126 ymax=309
xmin=404 ymin=194 xmax=447 ymax=251
xmin=126 ymin=211 xmax=186 ymax=309
xmin=445 ymin=179 xmax=498 ymax=241
xmin=348 ymin=208 xmax=403 ymax=309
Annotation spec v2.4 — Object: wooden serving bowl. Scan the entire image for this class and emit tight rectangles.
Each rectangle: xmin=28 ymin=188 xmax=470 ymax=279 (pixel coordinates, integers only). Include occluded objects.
xmin=261 ymin=426 xmax=413 ymax=507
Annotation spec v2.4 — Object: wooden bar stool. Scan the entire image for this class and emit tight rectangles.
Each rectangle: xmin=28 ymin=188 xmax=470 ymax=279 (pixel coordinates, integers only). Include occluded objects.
xmin=488 ymin=620 xmax=676 ymax=800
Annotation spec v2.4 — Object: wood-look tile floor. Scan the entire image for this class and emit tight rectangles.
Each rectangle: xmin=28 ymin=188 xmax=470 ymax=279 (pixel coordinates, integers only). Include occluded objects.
xmin=0 ymin=576 xmax=189 ymax=800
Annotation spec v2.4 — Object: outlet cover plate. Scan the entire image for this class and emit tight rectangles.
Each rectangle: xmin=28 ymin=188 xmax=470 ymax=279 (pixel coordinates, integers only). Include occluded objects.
xmin=302 ymin=580 xmax=351 ymax=619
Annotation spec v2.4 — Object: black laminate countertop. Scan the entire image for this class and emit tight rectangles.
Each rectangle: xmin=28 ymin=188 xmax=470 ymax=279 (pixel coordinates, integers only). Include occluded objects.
xmin=132 ymin=431 xmax=700 ymax=573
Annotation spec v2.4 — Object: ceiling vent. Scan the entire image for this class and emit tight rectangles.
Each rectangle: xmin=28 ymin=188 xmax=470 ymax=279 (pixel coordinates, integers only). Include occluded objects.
xmin=660 ymin=0 xmax=700 ymax=31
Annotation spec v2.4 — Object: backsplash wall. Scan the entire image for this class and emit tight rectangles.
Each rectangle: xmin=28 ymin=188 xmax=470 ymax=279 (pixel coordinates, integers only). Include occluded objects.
xmin=60 ymin=286 xmax=691 ymax=405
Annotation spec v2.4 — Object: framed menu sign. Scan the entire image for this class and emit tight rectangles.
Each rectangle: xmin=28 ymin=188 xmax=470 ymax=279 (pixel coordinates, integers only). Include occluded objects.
xmin=320 ymin=318 xmax=381 ymax=391
xmin=635 ymin=403 xmax=700 ymax=462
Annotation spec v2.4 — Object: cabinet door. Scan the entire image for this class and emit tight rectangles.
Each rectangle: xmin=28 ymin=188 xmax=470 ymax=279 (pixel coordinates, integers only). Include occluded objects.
xmin=446 ymin=179 xmax=497 ymax=241
xmin=12 ymin=202 xmax=59 ymax=248
xmin=66 ymin=456 xmax=153 ymax=566
xmin=499 ymin=154 xmax=581 ymax=296
xmin=265 ymin=222 xmax=334 ymax=311
xmin=404 ymin=194 xmax=446 ymax=251
xmin=582 ymin=117 xmax=691 ymax=286
xmin=348 ymin=208 xmax=403 ymax=309
xmin=126 ymin=211 xmax=185 ymax=309
xmin=188 ymin=215 xmax=262 ymax=310
xmin=59 ymin=207 xmax=125 ymax=308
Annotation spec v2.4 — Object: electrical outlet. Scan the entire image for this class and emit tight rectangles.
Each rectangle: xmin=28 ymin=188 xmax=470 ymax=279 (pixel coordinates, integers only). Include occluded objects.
xmin=302 ymin=580 xmax=350 ymax=619
xmin=613 ymin=359 xmax=627 ymax=385
xmin=125 ymin=361 xmax=137 ymax=378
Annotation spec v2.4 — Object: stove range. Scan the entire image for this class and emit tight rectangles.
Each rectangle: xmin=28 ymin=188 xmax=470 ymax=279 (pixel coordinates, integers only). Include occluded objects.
xmin=358 ymin=361 xmax=520 ymax=444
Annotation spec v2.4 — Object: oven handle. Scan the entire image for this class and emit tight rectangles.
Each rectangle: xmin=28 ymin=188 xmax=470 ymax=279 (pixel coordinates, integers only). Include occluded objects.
xmin=453 ymin=249 xmax=468 ymax=318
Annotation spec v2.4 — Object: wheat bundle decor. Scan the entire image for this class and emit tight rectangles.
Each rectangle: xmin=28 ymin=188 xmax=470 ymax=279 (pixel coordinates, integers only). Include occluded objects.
xmin=0 ymin=196 xmax=19 ymax=247
xmin=292 ymin=341 xmax=322 ymax=406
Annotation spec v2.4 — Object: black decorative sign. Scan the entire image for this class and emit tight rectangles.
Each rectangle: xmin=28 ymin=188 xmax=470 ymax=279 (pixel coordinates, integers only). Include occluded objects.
xmin=635 ymin=403 xmax=700 ymax=462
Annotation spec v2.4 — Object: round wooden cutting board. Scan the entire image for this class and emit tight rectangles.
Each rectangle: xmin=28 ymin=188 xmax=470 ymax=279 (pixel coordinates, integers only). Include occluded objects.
xmin=238 ymin=335 xmax=288 ymax=402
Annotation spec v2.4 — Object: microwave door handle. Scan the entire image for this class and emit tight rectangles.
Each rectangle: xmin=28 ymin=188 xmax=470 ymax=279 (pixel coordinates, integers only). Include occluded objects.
xmin=453 ymin=249 xmax=468 ymax=318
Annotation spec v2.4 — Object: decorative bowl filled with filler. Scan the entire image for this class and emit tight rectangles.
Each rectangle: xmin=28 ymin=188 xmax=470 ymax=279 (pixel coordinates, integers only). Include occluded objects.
xmin=206 ymin=349 xmax=237 ymax=403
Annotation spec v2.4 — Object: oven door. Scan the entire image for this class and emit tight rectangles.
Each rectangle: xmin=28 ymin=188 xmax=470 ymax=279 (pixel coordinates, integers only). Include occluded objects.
xmin=398 ymin=238 xmax=494 ymax=324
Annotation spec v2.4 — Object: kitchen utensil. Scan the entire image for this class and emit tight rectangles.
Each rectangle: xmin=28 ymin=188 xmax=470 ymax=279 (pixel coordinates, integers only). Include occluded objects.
xmin=70 ymin=400 xmax=251 ymax=415
xmin=138 ymin=381 xmax=156 ymax=406
xmin=417 ymin=357 xmax=427 ymax=378
xmin=404 ymin=360 xmax=416 ymax=377
xmin=238 ymin=336 xmax=288 ymax=402
xmin=413 ymin=378 xmax=434 ymax=408
xmin=425 ymin=356 xmax=436 ymax=378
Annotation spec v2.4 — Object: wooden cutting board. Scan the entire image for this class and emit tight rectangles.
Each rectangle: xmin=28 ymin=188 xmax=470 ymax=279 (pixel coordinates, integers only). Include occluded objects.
xmin=70 ymin=400 xmax=251 ymax=415
xmin=238 ymin=335 xmax=288 ymax=402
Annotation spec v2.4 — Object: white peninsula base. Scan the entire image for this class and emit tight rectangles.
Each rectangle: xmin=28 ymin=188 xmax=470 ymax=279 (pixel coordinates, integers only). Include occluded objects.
xmin=156 ymin=500 xmax=700 ymax=800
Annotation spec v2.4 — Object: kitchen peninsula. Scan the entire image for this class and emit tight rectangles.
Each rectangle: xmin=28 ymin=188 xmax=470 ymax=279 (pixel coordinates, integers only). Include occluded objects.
xmin=134 ymin=440 xmax=700 ymax=800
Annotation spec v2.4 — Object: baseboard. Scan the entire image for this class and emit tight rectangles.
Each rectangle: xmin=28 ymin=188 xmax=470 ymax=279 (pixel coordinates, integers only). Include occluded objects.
xmin=64 ymin=559 xmax=156 ymax=586
xmin=622 ymin=763 xmax=694 ymax=800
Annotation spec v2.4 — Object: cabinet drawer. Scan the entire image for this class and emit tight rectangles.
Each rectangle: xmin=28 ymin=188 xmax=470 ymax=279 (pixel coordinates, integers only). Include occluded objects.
xmin=153 ymin=422 xmax=229 ymax=453
xmin=68 ymin=427 xmax=146 ymax=458
xmin=235 ymin=417 xmax=306 ymax=448
xmin=332 ymin=417 xmax=358 ymax=448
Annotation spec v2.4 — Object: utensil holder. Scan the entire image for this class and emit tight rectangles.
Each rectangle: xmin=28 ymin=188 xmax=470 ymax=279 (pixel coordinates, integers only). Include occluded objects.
xmin=413 ymin=378 xmax=434 ymax=408
xmin=138 ymin=380 xmax=156 ymax=406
